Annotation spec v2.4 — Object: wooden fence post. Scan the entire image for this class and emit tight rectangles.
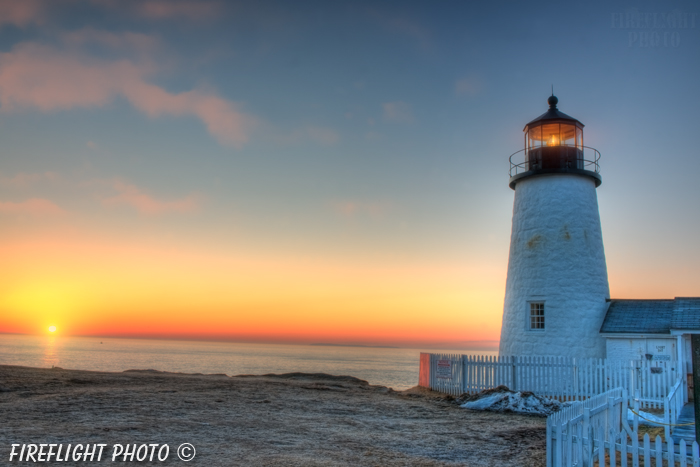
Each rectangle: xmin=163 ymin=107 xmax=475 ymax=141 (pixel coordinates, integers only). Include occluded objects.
xmin=546 ymin=416 xmax=552 ymax=467
xmin=583 ymin=407 xmax=591 ymax=467
xmin=642 ymin=434 xmax=650 ymax=466
xmin=664 ymin=395 xmax=671 ymax=441
xmin=608 ymin=395 xmax=617 ymax=466
xmin=607 ymin=396 xmax=615 ymax=449
xmin=634 ymin=389 xmax=640 ymax=433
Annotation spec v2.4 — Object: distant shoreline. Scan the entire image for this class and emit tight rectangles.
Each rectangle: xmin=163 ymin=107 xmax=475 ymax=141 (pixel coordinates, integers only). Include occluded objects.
xmin=0 ymin=332 xmax=498 ymax=351
xmin=309 ymin=343 xmax=399 ymax=349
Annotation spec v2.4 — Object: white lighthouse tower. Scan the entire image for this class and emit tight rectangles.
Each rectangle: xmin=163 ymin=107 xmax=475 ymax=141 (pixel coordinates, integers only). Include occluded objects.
xmin=499 ymin=95 xmax=610 ymax=359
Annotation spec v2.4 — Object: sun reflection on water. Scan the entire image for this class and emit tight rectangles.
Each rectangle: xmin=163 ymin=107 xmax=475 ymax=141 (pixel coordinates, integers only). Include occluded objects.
xmin=42 ymin=335 xmax=59 ymax=367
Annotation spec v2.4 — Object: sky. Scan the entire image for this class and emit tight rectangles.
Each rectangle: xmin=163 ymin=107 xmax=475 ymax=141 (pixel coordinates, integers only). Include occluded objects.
xmin=0 ymin=0 xmax=698 ymax=349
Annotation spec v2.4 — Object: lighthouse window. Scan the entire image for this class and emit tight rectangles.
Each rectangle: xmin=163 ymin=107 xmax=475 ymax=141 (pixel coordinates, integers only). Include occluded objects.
xmin=561 ymin=124 xmax=576 ymax=146
xmin=575 ymin=127 xmax=583 ymax=149
xmin=542 ymin=124 xmax=560 ymax=147
xmin=528 ymin=126 xmax=542 ymax=149
xmin=529 ymin=302 xmax=545 ymax=330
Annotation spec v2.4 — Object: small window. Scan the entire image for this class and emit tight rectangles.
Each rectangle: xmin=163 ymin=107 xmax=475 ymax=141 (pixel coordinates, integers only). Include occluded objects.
xmin=529 ymin=302 xmax=545 ymax=330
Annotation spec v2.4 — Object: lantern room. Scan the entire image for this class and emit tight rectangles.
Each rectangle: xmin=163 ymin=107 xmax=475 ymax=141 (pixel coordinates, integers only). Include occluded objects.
xmin=526 ymin=97 xmax=583 ymax=150
xmin=508 ymin=95 xmax=601 ymax=189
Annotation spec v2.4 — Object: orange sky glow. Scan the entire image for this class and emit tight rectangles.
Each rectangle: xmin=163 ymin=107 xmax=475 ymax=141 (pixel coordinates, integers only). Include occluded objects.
xmin=2 ymin=220 xmax=693 ymax=350
xmin=0 ymin=231 xmax=505 ymax=349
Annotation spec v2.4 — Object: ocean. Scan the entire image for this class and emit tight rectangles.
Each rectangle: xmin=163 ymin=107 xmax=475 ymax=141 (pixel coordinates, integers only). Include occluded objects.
xmin=0 ymin=334 xmax=497 ymax=390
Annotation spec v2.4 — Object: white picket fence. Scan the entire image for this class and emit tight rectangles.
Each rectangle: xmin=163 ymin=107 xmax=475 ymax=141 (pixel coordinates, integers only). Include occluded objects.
xmin=548 ymin=387 xmax=700 ymax=467
xmin=547 ymin=388 xmax=626 ymax=466
xmin=419 ymin=353 xmax=679 ymax=406
xmin=419 ymin=353 xmax=464 ymax=395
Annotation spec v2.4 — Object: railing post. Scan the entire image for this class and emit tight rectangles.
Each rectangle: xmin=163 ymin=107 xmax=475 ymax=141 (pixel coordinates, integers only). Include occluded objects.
xmin=621 ymin=388 xmax=634 ymax=437
xmin=609 ymin=398 xmax=618 ymax=467
xmin=634 ymin=389 xmax=640 ymax=433
xmin=607 ymin=395 xmax=615 ymax=444
xmin=583 ymin=407 xmax=592 ymax=467
xmin=664 ymin=396 xmax=671 ymax=441
xmin=555 ymin=422 xmax=563 ymax=467
xmin=573 ymin=358 xmax=579 ymax=401
xmin=511 ymin=355 xmax=517 ymax=392
xmin=546 ymin=415 xmax=552 ymax=467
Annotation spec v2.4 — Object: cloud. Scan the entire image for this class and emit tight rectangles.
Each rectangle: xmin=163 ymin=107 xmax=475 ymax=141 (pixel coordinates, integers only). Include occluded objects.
xmin=0 ymin=0 xmax=45 ymax=27
xmin=331 ymin=200 xmax=392 ymax=219
xmin=455 ymin=75 xmax=483 ymax=97
xmin=135 ymin=1 xmax=222 ymax=20
xmin=0 ymin=1 xmax=223 ymax=30
xmin=0 ymin=171 xmax=58 ymax=188
xmin=126 ymin=83 xmax=255 ymax=147
xmin=102 ymin=180 xmax=200 ymax=215
xmin=0 ymin=198 xmax=65 ymax=216
xmin=0 ymin=41 xmax=256 ymax=147
xmin=61 ymin=28 xmax=161 ymax=55
xmin=382 ymin=101 xmax=413 ymax=123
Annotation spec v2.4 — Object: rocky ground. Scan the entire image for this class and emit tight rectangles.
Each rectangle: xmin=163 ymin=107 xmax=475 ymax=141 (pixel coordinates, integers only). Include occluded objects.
xmin=0 ymin=365 xmax=546 ymax=466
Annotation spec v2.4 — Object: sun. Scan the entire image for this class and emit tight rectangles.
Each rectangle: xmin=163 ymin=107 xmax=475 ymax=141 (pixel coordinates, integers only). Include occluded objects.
xmin=48 ymin=325 xmax=57 ymax=333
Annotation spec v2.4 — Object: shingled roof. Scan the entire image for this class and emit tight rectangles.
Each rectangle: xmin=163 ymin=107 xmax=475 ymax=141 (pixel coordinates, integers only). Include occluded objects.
xmin=600 ymin=297 xmax=700 ymax=334
xmin=671 ymin=297 xmax=700 ymax=330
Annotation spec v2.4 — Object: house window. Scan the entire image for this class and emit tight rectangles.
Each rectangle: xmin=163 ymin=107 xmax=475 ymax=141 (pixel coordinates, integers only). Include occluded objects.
xmin=529 ymin=302 xmax=545 ymax=330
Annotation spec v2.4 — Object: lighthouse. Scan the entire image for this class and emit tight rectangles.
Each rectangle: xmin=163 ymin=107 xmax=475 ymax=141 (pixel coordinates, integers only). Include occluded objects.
xmin=498 ymin=95 xmax=610 ymax=359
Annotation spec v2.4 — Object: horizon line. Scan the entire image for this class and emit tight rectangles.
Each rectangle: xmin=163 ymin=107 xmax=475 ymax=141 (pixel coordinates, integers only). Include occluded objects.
xmin=0 ymin=331 xmax=500 ymax=351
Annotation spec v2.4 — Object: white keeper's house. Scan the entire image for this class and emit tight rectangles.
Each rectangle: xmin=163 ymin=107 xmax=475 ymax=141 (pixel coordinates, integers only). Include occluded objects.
xmin=601 ymin=298 xmax=700 ymax=376
xmin=498 ymin=95 xmax=700 ymax=378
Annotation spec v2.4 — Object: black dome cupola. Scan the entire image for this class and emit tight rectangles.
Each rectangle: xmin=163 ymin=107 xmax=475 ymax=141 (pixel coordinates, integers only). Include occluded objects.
xmin=508 ymin=95 xmax=601 ymax=189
